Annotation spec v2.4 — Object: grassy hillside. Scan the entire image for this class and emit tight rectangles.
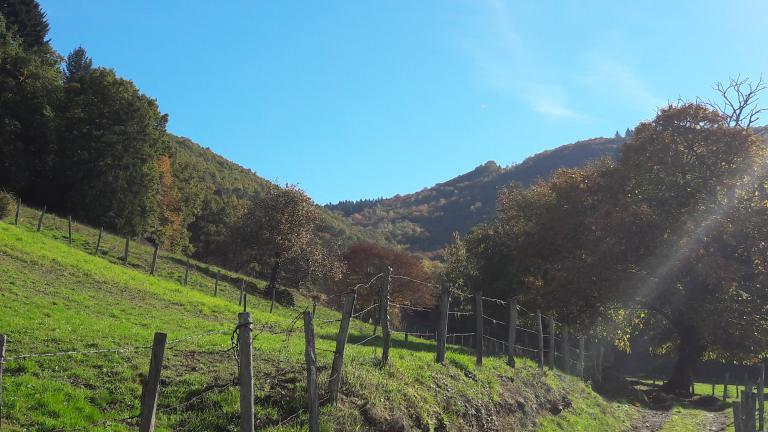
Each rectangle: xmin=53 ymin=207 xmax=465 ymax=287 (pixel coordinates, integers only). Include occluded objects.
xmin=0 ymin=211 xmax=631 ymax=431
xmin=327 ymin=136 xmax=624 ymax=253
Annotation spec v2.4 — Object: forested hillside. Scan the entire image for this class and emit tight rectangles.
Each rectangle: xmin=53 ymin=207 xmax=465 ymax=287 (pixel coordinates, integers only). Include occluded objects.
xmin=328 ymin=136 xmax=625 ymax=252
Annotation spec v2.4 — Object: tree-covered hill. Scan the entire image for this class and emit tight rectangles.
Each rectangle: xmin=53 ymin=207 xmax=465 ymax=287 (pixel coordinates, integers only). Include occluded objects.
xmin=327 ymin=135 xmax=626 ymax=252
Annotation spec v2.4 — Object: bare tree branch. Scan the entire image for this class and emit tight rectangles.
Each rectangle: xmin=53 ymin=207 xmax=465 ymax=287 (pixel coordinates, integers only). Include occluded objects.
xmin=701 ymin=75 xmax=767 ymax=128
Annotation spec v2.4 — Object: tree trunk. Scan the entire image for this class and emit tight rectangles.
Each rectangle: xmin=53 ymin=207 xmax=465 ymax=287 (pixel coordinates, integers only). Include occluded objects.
xmin=663 ymin=323 xmax=706 ymax=394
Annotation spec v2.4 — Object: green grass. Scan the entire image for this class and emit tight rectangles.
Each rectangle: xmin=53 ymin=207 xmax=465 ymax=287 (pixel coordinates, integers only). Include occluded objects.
xmin=0 ymin=209 xmax=633 ymax=431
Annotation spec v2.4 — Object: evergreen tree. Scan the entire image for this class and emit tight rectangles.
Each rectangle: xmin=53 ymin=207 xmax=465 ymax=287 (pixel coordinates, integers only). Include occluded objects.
xmin=57 ymin=68 xmax=169 ymax=236
xmin=625 ymin=127 xmax=633 ymax=137
xmin=63 ymin=46 xmax=92 ymax=83
xmin=0 ymin=12 xmax=61 ymax=201
xmin=0 ymin=0 xmax=49 ymax=49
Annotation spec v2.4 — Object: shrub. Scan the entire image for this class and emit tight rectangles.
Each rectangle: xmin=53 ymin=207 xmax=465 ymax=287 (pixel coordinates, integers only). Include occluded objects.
xmin=0 ymin=190 xmax=15 ymax=219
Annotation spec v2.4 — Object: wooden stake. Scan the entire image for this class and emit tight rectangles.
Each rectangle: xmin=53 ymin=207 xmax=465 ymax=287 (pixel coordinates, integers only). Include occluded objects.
xmin=726 ymin=371 xmax=731 ymax=399
xmin=736 ymin=402 xmax=744 ymax=432
xmin=150 ymin=244 xmax=159 ymax=275
xmin=435 ymin=284 xmax=449 ymax=364
xmin=757 ymin=362 xmax=765 ymax=432
xmin=67 ymin=216 xmax=73 ymax=245
xmin=578 ymin=337 xmax=585 ymax=380
xmin=183 ymin=257 xmax=190 ymax=286
xmin=329 ymin=289 xmax=357 ymax=404
xmin=303 ymin=311 xmax=320 ymax=432
xmin=548 ymin=315 xmax=555 ymax=369
xmin=537 ymin=310 xmax=544 ymax=369
xmin=214 ymin=271 xmax=220 ymax=297
xmin=123 ymin=237 xmax=130 ymax=263
xmin=507 ymin=299 xmax=517 ymax=368
xmin=95 ymin=227 xmax=103 ymax=254
xmin=562 ymin=325 xmax=570 ymax=374
xmin=380 ymin=268 xmax=392 ymax=365
xmin=475 ymin=290 xmax=484 ymax=366
xmin=36 ymin=205 xmax=45 ymax=231
xmin=238 ymin=312 xmax=254 ymax=432
xmin=0 ymin=334 xmax=6 ymax=430
xmin=139 ymin=332 xmax=167 ymax=432
xmin=14 ymin=197 xmax=20 ymax=225
xmin=239 ymin=280 xmax=245 ymax=306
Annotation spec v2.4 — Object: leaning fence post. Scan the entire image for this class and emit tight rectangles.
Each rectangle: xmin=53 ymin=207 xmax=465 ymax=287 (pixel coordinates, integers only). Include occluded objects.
xmin=537 ymin=310 xmax=544 ymax=369
xmin=380 ymin=268 xmax=392 ymax=366
xmin=36 ymin=205 xmax=46 ymax=231
xmin=214 ymin=271 xmax=220 ymax=297
xmin=95 ymin=226 xmax=103 ymax=254
xmin=435 ymin=283 xmax=449 ymax=364
xmin=67 ymin=216 xmax=73 ymax=245
xmin=0 ymin=334 xmax=6 ymax=430
xmin=139 ymin=332 xmax=167 ymax=432
xmin=183 ymin=257 xmax=190 ymax=286
xmin=548 ymin=315 xmax=556 ymax=369
xmin=578 ymin=336 xmax=585 ymax=380
xmin=150 ymin=244 xmax=159 ymax=275
xmin=123 ymin=237 xmax=130 ymax=263
xmin=507 ymin=298 xmax=517 ymax=368
xmin=562 ymin=324 xmax=570 ymax=374
xmin=303 ymin=311 xmax=320 ymax=432
xmin=14 ymin=197 xmax=20 ymax=225
xmin=329 ymin=289 xmax=357 ymax=404
xmin=475 ymin=290 xmax=484 ymax=366
xmin=238 ymin=312 xmax=254 ymax=432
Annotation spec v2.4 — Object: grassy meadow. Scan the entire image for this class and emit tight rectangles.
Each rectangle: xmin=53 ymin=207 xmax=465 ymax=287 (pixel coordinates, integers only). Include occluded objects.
xmin=0 ymin=207 xmax=630 ymax=431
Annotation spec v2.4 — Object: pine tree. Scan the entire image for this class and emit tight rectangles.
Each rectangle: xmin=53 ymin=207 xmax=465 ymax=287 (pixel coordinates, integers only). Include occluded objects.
xmin=625 ymin=127 xmax=633 ymax=138
xmin=0 ymin=0 xmax=50 ymax=49
xmin=64 ymin=46 xmax=92 ymax=83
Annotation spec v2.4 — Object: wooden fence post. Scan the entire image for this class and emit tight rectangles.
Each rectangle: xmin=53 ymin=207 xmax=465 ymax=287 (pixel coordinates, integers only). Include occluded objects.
xmin=757 ymin=362 xmax=765 ymax=432
xmin=214 ymin=271 xmax=220 ymax=297
xmin=736 ymin=401 xmax=744 ymax=432
xmin=123 ymin=237 xmax=130 ymax=263
xmin=239 ymin=280 xmax=245 ymax=306
xmin=14 ymin=197 xmax=20 ymax=225
xmin=238 ymin=312 xmax=254 ymax=432
xmin=537 ymin=310 xmax=544 ymax=369
xmin=183 ymin=257 xmax=190 ymax=286
xmin=597 ymin=344 xmax=604 ymax=384
xmin=435 ymin=284 xmax=449 ymax=364
xmin=0 ymin=334 xmax=5 ymax=430
xmin=150 ymin=244 xmax=159 ymax=275
xmin=95 ymin=227 xmax=103 ymax=254
xmin=726 ymin=371 xmax=731 ymax=399
xmin=475 ymin=290 xmax=484 ymax=366
xmin=139 ymin=332 xmax=167 ymax=432
xmin=303 ymin=311 xmax=320 ymax=432
xmin=68 ymin=216 xmax=73 ymax=245
xmin=562 ymin=325 xmax=570 ymax=374
xmin=329 ymin=289 xmax=357 ymax=404
xmin=507 ymin=299 xmax=517 ymax=368
xmin=578 ymin=336 xmax=585 ymax=380
xmin=548 ymin=315 xmax=555 ymax=369
xmin=380 ymin=268 xmax=392 ymax=366
xmin=36 ymin=205 xmax=45 ymax=232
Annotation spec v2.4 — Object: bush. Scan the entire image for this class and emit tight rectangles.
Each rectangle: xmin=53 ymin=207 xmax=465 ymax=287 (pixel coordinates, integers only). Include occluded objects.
xmin=0 ymin=190 xmax=15 ymax=219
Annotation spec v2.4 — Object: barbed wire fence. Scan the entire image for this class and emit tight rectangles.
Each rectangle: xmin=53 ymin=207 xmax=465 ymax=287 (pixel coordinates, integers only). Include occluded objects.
xmin=1 ymin=201 xmax=614 ymax=431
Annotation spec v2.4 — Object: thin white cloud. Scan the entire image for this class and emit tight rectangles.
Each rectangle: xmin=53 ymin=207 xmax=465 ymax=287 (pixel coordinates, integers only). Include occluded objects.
xmin=460 ymin=0 xmax=592 ymax=121
xmin=524 ymin=83 xmax=592 ymax=120
xmin=582 ymin=58 xmax=665 ymax=111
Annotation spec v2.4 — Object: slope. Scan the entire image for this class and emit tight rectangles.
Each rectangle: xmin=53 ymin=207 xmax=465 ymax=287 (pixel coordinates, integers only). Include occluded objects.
xmin=0 ymin=212 xmax=630 ymax=431
xmin=327 ymin=136 xmax=624 ymax=253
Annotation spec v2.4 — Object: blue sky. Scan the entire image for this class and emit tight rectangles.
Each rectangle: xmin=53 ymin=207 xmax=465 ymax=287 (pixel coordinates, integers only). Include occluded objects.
xmin=40 ymin=0 xmax=768 ymax=204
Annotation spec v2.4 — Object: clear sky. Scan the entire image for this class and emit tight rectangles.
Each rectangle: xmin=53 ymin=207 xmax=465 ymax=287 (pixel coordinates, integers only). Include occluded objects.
xmin=39 ymin=0 xmax=768 ymax=204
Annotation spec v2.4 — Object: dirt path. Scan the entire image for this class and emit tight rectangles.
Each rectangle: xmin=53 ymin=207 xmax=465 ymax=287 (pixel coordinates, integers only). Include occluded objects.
xmin=629 ymin=408 xmax=670 ymax=432
xmin=704 ymin=410 xmax=730 ymax=432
